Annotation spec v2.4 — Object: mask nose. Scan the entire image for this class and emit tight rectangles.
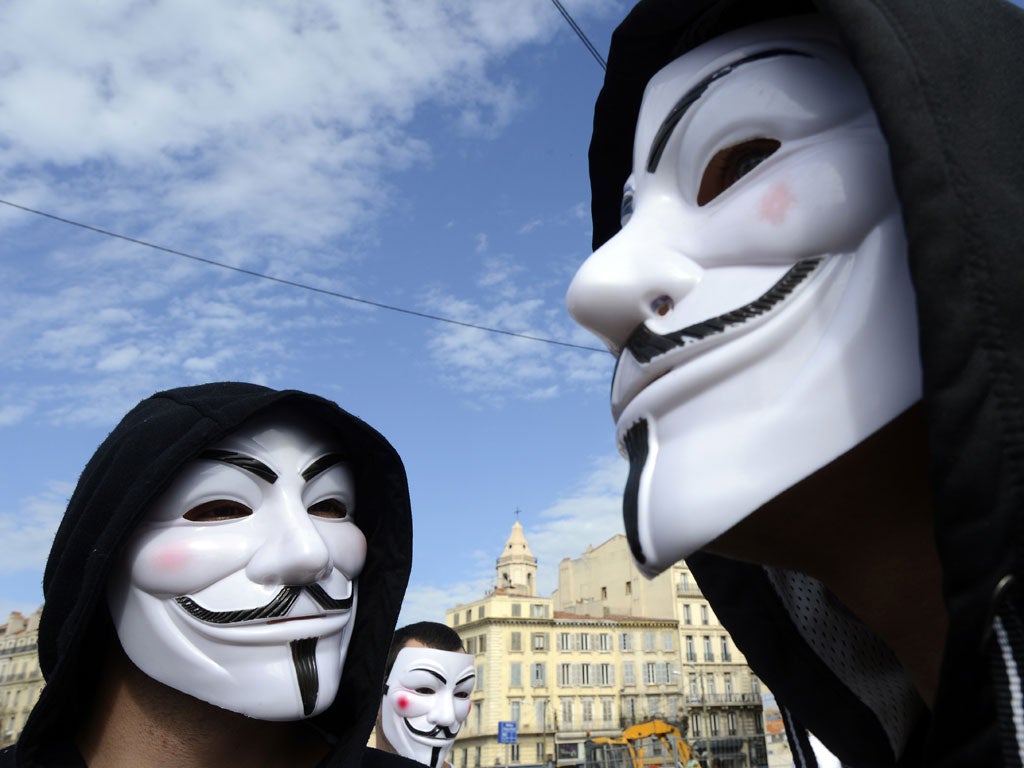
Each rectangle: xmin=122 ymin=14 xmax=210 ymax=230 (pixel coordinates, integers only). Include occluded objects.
xmin=429 ymin=693 xmax=458 ymax=728
xmin=246 ymin=499 xmax=332 ymax=586
xmin=567 ymin=223 xmax=701 ymax=356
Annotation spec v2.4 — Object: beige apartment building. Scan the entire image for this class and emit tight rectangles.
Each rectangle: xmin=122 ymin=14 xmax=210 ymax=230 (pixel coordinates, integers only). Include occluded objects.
xmin=1 ymin=607 xmax=44 ymax=748
xmin=446 ymin=523 xmax=769 ymax=768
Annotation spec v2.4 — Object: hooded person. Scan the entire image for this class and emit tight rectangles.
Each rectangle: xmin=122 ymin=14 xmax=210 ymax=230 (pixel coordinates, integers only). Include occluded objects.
xmin=0 ymin=382 xmax=416 ymax=768
xmin=566 ymin=1 xmax=1024 ymax=766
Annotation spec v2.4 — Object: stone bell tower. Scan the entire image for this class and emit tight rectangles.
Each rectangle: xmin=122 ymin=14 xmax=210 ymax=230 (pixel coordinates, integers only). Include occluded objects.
xmin=495 ymin=512 xmax=537 ymax=597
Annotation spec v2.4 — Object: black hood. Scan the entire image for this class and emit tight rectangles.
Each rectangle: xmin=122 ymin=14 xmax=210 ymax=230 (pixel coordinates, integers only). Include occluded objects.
xmin=589 ymin=1 xmax=1024 ymax=766
xmin=13 ymin=382 xmax=413 ymax=768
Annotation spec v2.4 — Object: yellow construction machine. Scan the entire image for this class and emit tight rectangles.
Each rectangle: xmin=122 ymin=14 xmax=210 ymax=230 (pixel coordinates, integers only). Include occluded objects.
xmin=585 ymin=719 xmax=696 ymax=768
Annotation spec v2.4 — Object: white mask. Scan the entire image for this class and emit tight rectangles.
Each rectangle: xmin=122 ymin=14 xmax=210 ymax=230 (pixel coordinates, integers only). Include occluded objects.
xmin=382 ymin=646 xmax=475 ymax=768
xmin=108 ymin=412 xmax=366 ymax=720
xmin=566 ymin=17 xmax=922 ymax=575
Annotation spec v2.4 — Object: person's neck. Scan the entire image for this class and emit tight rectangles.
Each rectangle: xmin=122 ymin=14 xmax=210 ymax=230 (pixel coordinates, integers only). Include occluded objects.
xmin=706 ymin=404 xmax=947 ymax=706
xmin=78 ymin=647 xmax=331 ymax=768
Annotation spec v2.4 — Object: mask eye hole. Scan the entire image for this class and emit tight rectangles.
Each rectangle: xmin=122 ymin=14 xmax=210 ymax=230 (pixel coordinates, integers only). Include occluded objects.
xmin=308 ymin=499 xmax=349 ymax=519
xmin=415 ymin=686 xmax=436 ymax=695
xmin=183 ymin=500 xmax=253 ymax=522
xmin=697 ymin=138 xmax=780 ymax=206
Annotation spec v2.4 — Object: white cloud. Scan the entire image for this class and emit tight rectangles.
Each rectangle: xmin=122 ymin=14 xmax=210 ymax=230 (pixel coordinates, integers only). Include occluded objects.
xmin=0 ymin=481 xmax=72 ymax=573
xmin=527 ymin=454 xmax=627 ymax=595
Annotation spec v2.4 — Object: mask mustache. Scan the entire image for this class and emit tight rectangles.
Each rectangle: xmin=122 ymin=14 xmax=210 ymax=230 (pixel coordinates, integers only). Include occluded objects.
xmin=406 ymin=721 xmax=459 ymax=740
xmin=175 ymin=583 xmax=353 ymax=624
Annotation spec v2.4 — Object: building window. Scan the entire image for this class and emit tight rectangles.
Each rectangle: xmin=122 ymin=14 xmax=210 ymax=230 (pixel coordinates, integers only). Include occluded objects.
xmin=623 ymin=662 xmax=636 ymax=686
xmin=625 ymin=581 xmax=632 ymax=595
xmin=561 ymin=699 xmax=574 ymax=726
xmin=644 ymin=662 xmax=657 ymax=685
xmin=601 ymin=586 xmax=607 ymax=599
xmin=680 ymin=573 xmax=690 ymax=591
xmin=643 ymin=632 xmax=655 ymax=651
xmin=465 ymin=637 xmax=476 ymax=655
xmin=531 ymin=604 xmax=548 ymax=618
xmin=598 ymin=633 xmax=612 ymax=652
xmin=476 ymin=665 xmax=484 ymax=691
xmin=475 ymin=747 xmax=481 ymax=767
xmin=688 ymin=674 xmax=698 ymax=698
xmin=510 ymin=700 xmax=521 ymax=723
xmin=531 ymin=663 xmax=547 ymax=687
xmin=478 ymin=635 xmax=487 ymax=653
xmin=598 ymin=663 xmax=614 ymax=687
xmin=662 ymin=632 xmax=674 ymax=651
xmin=511 ymin=632 xmax=522 ymax=652
xmin=479 ymin=606 xmax=486 ymax=619
xmin=533 ymin=633 xmax=549 ymax=651
xmin=620 ymin=632 xmax=633 ymax=652
xmin=465 ymin=610 xmax=471 ymax=622
xmin=582 ymin=698 xmax=594 ymax=724
xmin=703 ymin=636 xmax=714 ymax=662
xmin=705 ymin=674 xmax=716 ymax=696
xmin=510 ymin=744 xmax=520 ymax=762
xmin=536 ymin=743 xmax=546 ymax=762
xmin=453 ymin=614 xmax=460 ymax=626
xmin=657 ymin=663 xmax=671 ymax=684
xmin=685 ymin=636 xmax=696 ymax=663
xmin=559 ymin=633 xmax=573 ymax=652
xmin=692 ymin=713 xmax=702 ymax=737
xmin=579 ymin=633 xmax=591 ymax=652
xmin=558 ymin=663 xmax=573 ymax=687
xmin=602 ymin=698 xmax=614 ymax=724
xmin=728 ymin=711 xmax=738 ymax=736
xmin=580 ymin=664 xmax=592 ymax=686
xmin=461 ymin=748 xmax=467 ymax=768
xmin=710 ymin=712 xmax=720 ymax=736
xmin=535 ymin=700 xmax=548 ymax=731
xmin=724 ymin=673 xmax=733 ymax=697
xmin=720 ymin=636 xmax=732 ymax=662
xmin=700 ymin=605 xmax=709 ymax=625
xmin=683 ymin=604 xmax=691 ymax=624
xmin=512 ymin=603 xmax=522 ymax=617
xmin=510 ymin=662 xmax=522 ymax=688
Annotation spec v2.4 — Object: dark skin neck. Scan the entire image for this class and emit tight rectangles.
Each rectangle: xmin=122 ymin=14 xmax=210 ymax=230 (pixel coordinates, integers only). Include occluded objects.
xmin=705 ymin=403 xmax=947 ymax=707
xmin=78 ymin=645 xmax=332 ymax=768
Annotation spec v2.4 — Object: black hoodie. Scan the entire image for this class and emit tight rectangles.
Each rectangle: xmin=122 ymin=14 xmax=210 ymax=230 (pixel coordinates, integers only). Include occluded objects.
xmin=1 ymin=382 xmax=415 ymax=768
xmin=588 ymin=1 xmax=1024 ymax=766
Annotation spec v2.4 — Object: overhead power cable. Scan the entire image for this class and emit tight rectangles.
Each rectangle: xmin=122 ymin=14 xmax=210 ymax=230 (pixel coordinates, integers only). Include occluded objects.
xmin=0 ymin=198 xmax=608 ymax=354
xmin=549 ymin=0 xmax=607 ymax=71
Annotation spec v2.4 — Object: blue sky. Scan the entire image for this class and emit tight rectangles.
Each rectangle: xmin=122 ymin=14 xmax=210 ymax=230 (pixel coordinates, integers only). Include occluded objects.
xmin=0 ymin=0 xmax=630 ymax=624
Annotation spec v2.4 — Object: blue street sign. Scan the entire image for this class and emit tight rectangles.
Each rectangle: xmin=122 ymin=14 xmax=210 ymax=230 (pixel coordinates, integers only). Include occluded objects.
xmin=497 ymin=721 xmax=518 ymax=744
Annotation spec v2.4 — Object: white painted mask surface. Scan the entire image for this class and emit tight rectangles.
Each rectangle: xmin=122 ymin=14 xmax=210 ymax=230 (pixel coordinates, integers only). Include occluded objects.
xmin=567 ymin=17 xmax=922 ymax=575
xmin=382 ymin=646 xmax=475 ymax=768
xmin=108 ymin=412 xmax=365 ymax=720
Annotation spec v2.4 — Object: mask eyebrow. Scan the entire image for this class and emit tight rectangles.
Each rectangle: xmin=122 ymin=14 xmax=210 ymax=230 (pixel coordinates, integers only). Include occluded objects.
xmin=456 ymin=673 xmax=476 ymax=686
xmin=198 ymin=449 xmax=278 ymax=484
xmin=645 ymin=48 xmax=813 ymax=173
xmin=413 ymin=667 xmax=447 ymax=684
xmin=301 ymin=453 xmax=345 ymax=483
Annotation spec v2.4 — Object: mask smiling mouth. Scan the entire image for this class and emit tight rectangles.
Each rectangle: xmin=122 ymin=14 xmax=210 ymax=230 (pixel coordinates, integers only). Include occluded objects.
xmin=613 ymin=256 xmax=826 ymax=417
xmin=175 ymin=583 xmax=353 ymax=625
xmin=404 ymin=721 xmax=460 ymax=741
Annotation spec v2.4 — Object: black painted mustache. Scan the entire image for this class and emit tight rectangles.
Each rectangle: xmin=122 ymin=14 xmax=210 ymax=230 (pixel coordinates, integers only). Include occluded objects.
xmin=175 ymin=583 xmax=353 ymax=624
xmin=624 ymin=257 xmax=823 ymax=364
xmin=405 ymin=721 xmax=460 ymax=740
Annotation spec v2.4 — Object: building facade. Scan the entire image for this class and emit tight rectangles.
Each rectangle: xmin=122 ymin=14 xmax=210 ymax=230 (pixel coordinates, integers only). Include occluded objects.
xmin=447 ymin=524 xmax=769 ymax=768
xmin=555 ymin=536 xmax=767 ymax=767
xmin=0 ymin=607 xmax=44 ymax=748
